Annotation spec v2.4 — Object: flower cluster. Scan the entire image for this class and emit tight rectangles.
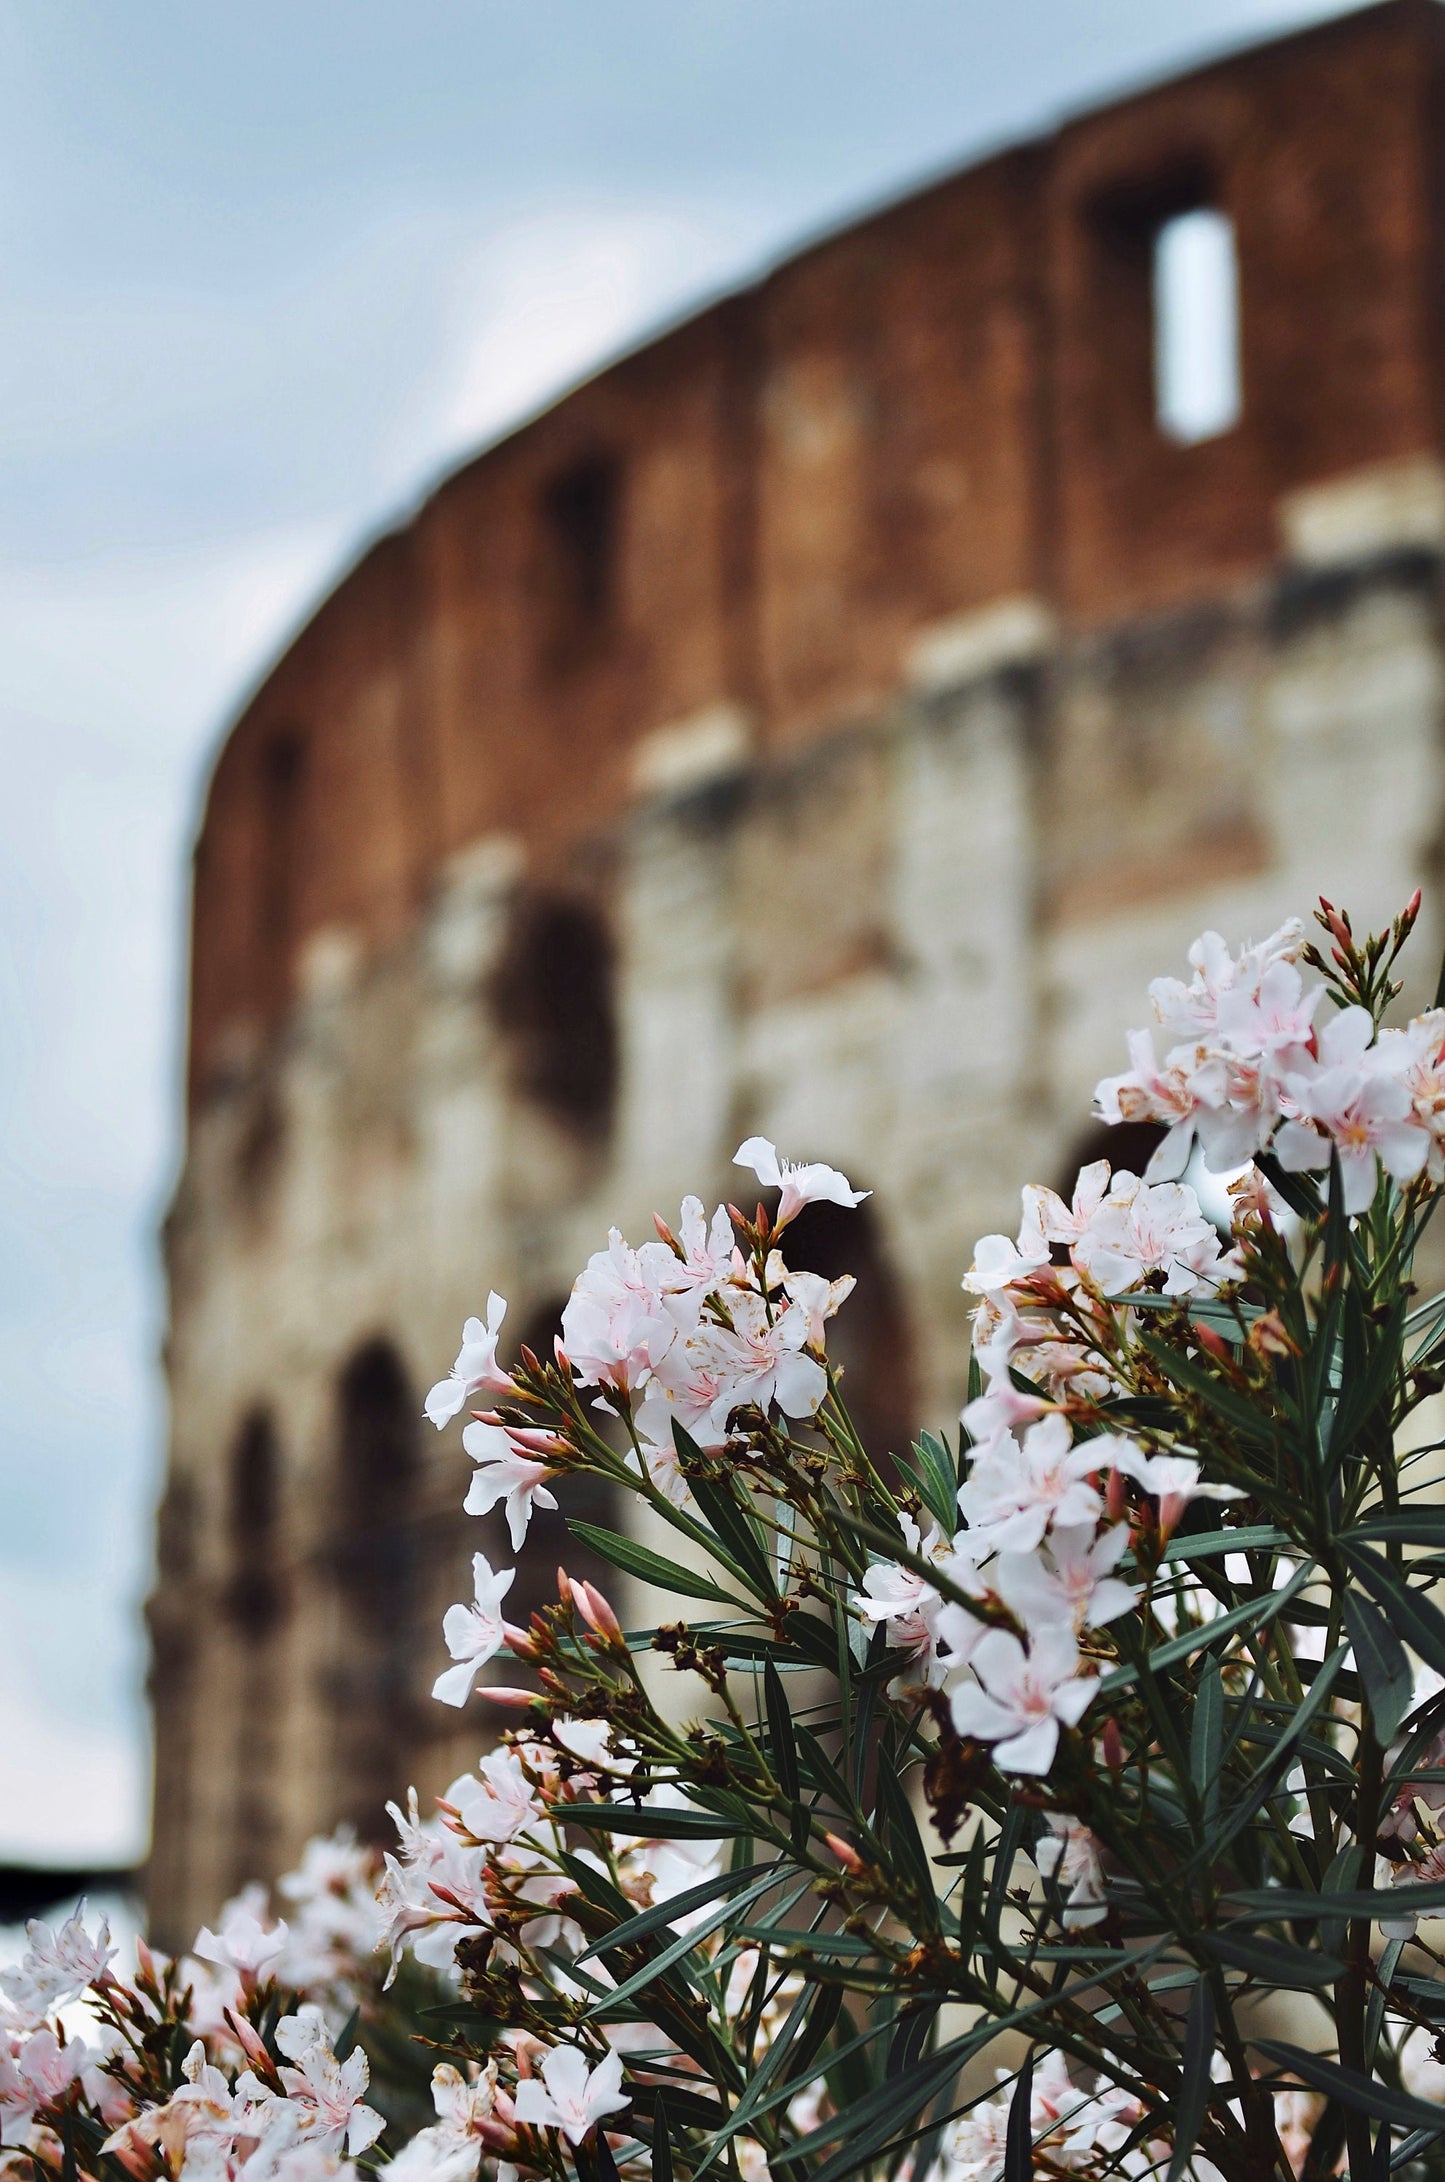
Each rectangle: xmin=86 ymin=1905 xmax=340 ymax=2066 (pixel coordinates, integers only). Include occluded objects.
xmin=855 ymin=1158 xmax=1247 ymax=1779
xmin=1097 ymin=902 xmax=1445 ymax=1212
xmin=23 ymin=897 xmax=1445 ymax=2182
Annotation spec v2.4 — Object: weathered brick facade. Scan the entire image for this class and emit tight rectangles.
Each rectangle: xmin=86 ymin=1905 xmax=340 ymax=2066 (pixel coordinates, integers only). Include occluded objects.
xmin=152 ymin=0 xmax=1445 ymax=1939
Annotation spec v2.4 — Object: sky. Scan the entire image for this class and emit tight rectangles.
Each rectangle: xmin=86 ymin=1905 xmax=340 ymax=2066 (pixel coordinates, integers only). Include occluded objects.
xmin=0 ymin=0 xmax=1355 ymax=1871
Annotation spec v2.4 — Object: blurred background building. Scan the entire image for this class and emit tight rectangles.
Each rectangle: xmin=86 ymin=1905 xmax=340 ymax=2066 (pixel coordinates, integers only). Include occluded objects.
xmin=146 ymin=0 xmax=1445 ymax=1938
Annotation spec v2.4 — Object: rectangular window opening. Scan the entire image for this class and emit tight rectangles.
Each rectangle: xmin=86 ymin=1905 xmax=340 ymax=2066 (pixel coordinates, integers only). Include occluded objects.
xmin=1153 ymin=206 xmax=1241 ymax=445
xmin=540 ymin=452 xmax=622 ymax=666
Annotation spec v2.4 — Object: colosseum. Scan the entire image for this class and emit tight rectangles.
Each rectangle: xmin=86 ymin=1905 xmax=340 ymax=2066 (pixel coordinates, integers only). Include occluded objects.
xmin=149 ymin=0 xmax=1445 ymax=1939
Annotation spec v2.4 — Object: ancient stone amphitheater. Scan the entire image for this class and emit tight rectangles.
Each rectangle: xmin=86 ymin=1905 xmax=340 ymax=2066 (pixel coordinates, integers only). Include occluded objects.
xmin=149 ymin=0 xmax=1445 ymax=1938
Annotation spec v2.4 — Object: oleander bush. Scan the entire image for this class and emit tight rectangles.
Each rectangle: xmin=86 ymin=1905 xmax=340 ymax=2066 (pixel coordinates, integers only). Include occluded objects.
xmin=13 ymin=895 xmax=1445 ymax=2182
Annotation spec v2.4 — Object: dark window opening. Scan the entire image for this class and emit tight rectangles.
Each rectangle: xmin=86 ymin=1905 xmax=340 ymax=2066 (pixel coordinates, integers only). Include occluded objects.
xmin=329 ymin=1340 xmax=422 ymax=1838
xmin=782 ymin=1195 xmax=916 ymax=1469
xmin=225 ymin=1410 xmax=284 ymax=1633
xmin=224 ymin=1409 xmax=287 ymax=1892
xmin=490 ymin=894 xmax=619 ymax=1138
xmin=256 ymin=727 xmax=308 ymax=1010
xmin=538 ymin=453 xmax=622 ymax=666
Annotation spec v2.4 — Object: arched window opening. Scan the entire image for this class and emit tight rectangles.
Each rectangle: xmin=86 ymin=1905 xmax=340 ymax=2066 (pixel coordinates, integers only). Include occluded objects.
xmin=1153 ymin=208 xmax=1241 ymax=444
xmin=538 ymin=453 xmax=622 ymax=668
xmin=224 ymin=1410 xmax=287 ymax=1892
xmin=783 ymin=1195 xmax=916 ymax=1469
xmin=330 ymin=1340 xmax=422 ymax=1837
xmin=226 ymin=1411 xmax=284 ymax=1634
xmin=490 ymin=894 xmax=619 ymax=1139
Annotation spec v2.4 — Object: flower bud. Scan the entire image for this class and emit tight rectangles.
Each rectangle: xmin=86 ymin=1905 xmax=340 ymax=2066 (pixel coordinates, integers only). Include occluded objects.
xmin=571 ymin=1578 xmax=623 ymax=1644
xmin=824 ymin=1831 xmax=867 ymax=1875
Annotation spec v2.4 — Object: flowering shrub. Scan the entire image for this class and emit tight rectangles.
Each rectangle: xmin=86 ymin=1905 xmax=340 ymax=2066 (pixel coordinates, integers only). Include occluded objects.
xmin=15 ymin=894 xmax=1445 ymax=2182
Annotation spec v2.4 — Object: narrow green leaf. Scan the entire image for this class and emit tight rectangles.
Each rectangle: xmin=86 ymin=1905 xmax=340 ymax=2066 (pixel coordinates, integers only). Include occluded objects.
xmin=1347 ymin=1511 xmax=1445 ymax=1548
xmin=673 ymin=1420 xmax=776 ymax=1597
xmin=575 ymin=1861 xmax=773 ymax=1964
xmin=1100 ymin=1562 xmax=1313 ymax=1696
xmin=1190 ymin=1660 xmax=1223 ymax=1826
xmin=1004 ymin=2050 xmax=1034 ymax=2182
xmin=765 ymin=1658 xmax=801 ymax=1808
xmin=876 ymin=1761 xmax=938 ymax=1928
xmin=1168 ymin=1981 xmax=1214 ymax=2182
xmin=1201 ymin=1931 xmax=1342 ymax=1986
xmin=888 ymin=2001 xmax=940 ymax=2076
xmin=650 ymin=2094 xmax=674 ymax=2182
xmin=1345 ymin=1591 xmax=1415 ymax=1745
xmin=588 ymin=2128 xmax=624 ymax=2182
xmin=1345 ymin=1545 xmax=1445 ymax=1679
xmin=588 ymin=1871 xmax=783 ymax=2012
xmin=1163 ymin=1526 xmax=1291 ymax=1562
xmin=567 ymin=1522 xmax=748 ymax=1609
xmin=1254 ymin=2043 xmax=1445 ymax=2138
xmin=565 ymin=1801 xmax=743 ymax=1840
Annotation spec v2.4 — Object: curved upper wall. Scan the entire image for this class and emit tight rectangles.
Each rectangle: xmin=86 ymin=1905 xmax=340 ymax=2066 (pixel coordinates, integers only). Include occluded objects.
xmin=187 ymin=0 xmax=1445 ymax=1106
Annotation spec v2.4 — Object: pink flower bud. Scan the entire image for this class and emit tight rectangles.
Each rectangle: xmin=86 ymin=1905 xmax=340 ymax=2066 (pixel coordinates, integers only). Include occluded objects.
xmin=824 ymin=1832 xmax=867 ymax=1875
xmin=225 ymin=2009 xmax=280 ymax=2083
xmin=571 ymin=1579 xmax=623 ymax=1644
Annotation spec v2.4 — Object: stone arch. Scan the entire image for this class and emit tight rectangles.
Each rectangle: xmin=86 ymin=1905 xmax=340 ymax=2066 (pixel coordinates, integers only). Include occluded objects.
xmin=489 ymin=893 xmax=619 ymax=1140
xmin=222 ymin=1410 xmax=287 ymax=1891
xmin=328 ymin=1339 xmax=423 ymax=1837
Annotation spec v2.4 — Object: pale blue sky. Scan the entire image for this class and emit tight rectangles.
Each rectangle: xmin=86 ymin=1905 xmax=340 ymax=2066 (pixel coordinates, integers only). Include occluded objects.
xmin=0 ymin=0 xmax=1351 ymax=1865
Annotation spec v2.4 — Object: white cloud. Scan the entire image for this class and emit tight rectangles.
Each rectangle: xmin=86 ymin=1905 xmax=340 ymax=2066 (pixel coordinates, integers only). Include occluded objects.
xmin=394 ymin=198 xmax=760 ymax=484
xmin=0 ymin=1575 xmax=148 ymax=1866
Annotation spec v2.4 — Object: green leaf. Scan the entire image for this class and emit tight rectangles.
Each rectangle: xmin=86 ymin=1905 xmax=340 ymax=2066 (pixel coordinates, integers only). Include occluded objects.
xmin=1168 ymin=1980 xmax=1214 ymax=2182
xmin=1345 ymin=1544 xmax=1445 ymax=1680
xmin=1100 ymin=1562 xmax=1313 ymax=1696
xmin=1253 ymin=2043 xmax=1445 ymax=2138
xmin=1345 ymin=1591 xmax=1415 ymax=1744
xmin=575 ymin=1861 xmax=774 ymax=1964
xmin=1163 ymin=1526 xmax=1291 ymax=1562
xmin=650 ymin=2093 xmax=674 ymax=2182
xmin=1201 ymin=1931 xmax=1343 ymax=1986
xmin=565 ymin=1801 xmax=745 ymax=1840
xmin=567 ymin=1523 xmax=749 ymax=1609
xmin=1225 ymin=1878 xmax=1445 ymax=1919
xmin=1004 ymin=2051 xmax=1034 ymax=2182
xmin=876 ymin=1759 xmax=938 ymax=1928
xmin=588 ymin=1870 xmax=783 ymax=2012
xmin=675 ymin=1421 xmax=776 ymax=1597
xmin=765 ymin=1658 xmax=801 ymax=1808
xmin=1347 ymin=1510 xmax=1445 ymax=1548
xmin=1190 ymin=1660 xmax=1223 ymax=1826
xmin=905 ymin=1432 xmax=960 ymax=1531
